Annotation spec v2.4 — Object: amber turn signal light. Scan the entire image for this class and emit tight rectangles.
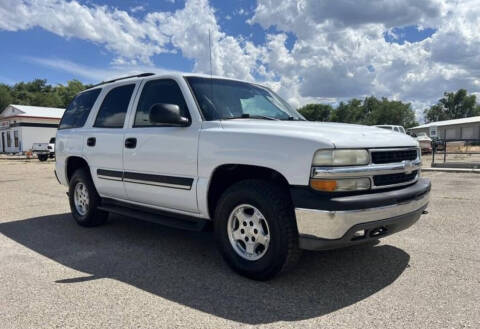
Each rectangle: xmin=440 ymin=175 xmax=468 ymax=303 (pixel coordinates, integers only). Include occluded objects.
xmin=310 ymin=179 xmax=337 ymax=192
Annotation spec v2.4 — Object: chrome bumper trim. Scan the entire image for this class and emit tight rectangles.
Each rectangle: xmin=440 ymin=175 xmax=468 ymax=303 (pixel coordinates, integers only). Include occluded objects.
xmin=295 ymin=191 xmax=430 ymax=240
xmin=312 ymin=159 xmax=422 ymax=178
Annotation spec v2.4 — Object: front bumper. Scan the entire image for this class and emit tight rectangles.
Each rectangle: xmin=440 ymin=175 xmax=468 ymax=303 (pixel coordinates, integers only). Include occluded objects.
xmin=292 ymin=178 xmax=431 ymax=250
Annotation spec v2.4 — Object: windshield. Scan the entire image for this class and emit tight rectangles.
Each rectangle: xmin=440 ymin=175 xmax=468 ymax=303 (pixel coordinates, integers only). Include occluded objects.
xmin=186 ymin=77 xmax=304 ymax=121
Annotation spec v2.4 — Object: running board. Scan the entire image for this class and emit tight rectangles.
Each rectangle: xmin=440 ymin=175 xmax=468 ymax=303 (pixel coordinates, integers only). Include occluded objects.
xmin=98 ymin=198 xmax=209 ymax=231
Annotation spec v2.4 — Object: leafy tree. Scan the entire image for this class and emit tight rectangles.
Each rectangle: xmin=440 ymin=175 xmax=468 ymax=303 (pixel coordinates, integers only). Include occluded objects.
xmin=424 ymin=89 xmax=480 ymax=123
xmin=298 ymin=103 xmax=333 ymax=121
xmin=329 ymin=99 xmax=364 ymax=123
xmin=367 ymin=97 xmax=417 ymax=128
xmin=306 ymin=96 xmax=418 ymax=128
xmin=0 ymin=84 xmax=13 ymax=111
xmin=0 ymin=79 xmax=91 ymax=112
xmin=56 ymin=80 xmax=91 ymax=108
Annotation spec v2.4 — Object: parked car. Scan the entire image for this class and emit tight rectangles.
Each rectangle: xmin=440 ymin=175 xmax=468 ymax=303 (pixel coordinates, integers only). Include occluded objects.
xmin=32 ymin=137 xmax=56 ymax=161
xmin=375 ymin=125 xmax=406 ymax=134
xmin=55 ymin=73 xmax=431 ymax=280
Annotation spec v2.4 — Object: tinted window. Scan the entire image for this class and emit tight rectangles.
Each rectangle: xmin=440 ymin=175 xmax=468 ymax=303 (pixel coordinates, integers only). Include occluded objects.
xmin=134 ymin=79 xmax=189 ymax=127
xmin=94 ymin=84 xmax=135 ymax=128
xmin=59 ymin=89 xmax=101 ymax=129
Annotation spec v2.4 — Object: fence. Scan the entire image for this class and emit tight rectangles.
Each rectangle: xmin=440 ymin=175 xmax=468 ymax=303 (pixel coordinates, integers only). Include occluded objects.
xmin=431 ymin=139 xmax=480 ymax=168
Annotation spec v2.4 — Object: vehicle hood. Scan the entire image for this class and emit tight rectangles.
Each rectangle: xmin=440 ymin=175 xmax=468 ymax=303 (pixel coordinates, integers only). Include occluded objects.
xmin=219 ymin=120 xmax=419 ymax=148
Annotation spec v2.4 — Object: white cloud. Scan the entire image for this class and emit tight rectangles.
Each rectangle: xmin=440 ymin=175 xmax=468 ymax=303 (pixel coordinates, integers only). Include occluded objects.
xmin=130 ymin=5 xmax=145 ymax=13
xmin=0 ymin=0 xmax=479 ymax=121
xmin=0 ymin=0 xmax=261 ymax=81
xmin=23 ymin=56 xmax=172 ymax=82
xmin=249 ymin=0 xmax=480 ymax=118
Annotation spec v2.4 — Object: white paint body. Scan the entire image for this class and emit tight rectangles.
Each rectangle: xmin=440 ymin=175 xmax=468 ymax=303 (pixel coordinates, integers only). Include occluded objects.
xmin=56 ymin=73 xmax=419 ymax=219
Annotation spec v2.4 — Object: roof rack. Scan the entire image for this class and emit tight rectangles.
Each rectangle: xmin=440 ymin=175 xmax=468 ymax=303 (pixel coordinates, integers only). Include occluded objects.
xmin=91 ymin=72 xmax=155 ymax=88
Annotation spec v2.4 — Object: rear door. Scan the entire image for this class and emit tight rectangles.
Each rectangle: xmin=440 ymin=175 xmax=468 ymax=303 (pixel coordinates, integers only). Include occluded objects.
xmin=84 ymin=83 xmax=138 ymax=199
xmin=122 ymin=77 xmax=200 ymax=213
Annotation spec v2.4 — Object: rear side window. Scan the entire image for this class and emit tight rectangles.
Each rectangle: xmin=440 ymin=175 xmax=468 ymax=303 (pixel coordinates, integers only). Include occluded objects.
xmin=94 ymin=84 xmax=135 ymax=128
xmin=59 ymin=89 xmax=101 ymax=129
xmin=134 ymin=79 xmax=190 ymax=127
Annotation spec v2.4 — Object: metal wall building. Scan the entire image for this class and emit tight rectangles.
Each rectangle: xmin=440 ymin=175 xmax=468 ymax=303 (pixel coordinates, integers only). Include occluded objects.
xmin=408 ymin=116 xmax=480 ymax=140
xmin=0 ymin=105 xmax=65 ymax=153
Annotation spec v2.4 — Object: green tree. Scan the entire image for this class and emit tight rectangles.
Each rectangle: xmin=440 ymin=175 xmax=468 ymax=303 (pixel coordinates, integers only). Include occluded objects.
xmin=367 ymin=97 xmax=418 ymax=128
xmin=424 ymin=89 xmax=479 ymax=123
xmin=298 ymin=103 xmax=333 ymax=121
xmin=56 ymin=80 xmax=90 ymax=108
xmin=0 ymin=84 xmax=13 ymax=111
xmin=300 ymin=96 xmax=418 ymax=128
xmin=0 ymin=79 xmax=91 ymax=112
xmin=329 ymin=99 xmax=364 ymax=123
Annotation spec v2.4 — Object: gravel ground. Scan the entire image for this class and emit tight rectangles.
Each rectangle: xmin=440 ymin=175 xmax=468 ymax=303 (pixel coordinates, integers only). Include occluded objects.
xmin=0 ymin=159 xmax=479 ymax=328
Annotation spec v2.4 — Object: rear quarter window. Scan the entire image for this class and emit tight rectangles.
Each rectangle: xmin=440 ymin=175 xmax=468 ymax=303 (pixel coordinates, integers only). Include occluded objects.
xmin=59 ymin=88 xmax=101 ymax=129
xmin=94 ymin=84 xmax=135 ymax=128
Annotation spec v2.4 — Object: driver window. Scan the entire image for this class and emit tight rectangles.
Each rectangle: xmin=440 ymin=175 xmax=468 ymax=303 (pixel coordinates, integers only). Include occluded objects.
xmin=134 ymin=79 xmax=190 ymax=127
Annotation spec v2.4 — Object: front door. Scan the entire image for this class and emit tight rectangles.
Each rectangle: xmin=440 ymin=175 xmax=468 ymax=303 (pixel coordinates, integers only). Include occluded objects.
xmin=1 ymin=132 xmax=5 ymax=152
xmin=84 ymin=83 xmax=137 ymax=200
xmin=123 ymin=78 xmax=199 ymax=213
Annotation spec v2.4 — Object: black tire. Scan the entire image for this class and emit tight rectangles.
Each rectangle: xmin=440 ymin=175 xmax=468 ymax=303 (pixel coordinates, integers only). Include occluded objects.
xmin=68 ymin=168 xmax=108 ymax=227
xmin=38 ymin=154 xmax=48 ymax=161
xmin=214 ymin=179 xmax=301 ymax=280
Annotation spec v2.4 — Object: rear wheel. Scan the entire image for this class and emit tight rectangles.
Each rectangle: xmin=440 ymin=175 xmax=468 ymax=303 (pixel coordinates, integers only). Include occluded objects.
xmin=38 ymin=154 xmax=48 ymax=161
xmin=214 ymin=179 xmax=301 ymax=280
xmin=68 ymin=168 xmax=108 ymax=227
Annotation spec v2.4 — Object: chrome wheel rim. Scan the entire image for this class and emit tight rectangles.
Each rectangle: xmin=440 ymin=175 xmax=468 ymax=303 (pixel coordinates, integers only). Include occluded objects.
xmin=74 ymin=182 xmax=89 ymax=216
xmin=227 ymin=204 xmax=270 ymax=261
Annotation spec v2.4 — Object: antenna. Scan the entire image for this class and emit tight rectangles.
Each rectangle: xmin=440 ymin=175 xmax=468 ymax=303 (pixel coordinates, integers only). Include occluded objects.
xmin=208 ymin=29 xmax=213 ymax=78
xmin=208 ymin=29 xmax=215 ymax=110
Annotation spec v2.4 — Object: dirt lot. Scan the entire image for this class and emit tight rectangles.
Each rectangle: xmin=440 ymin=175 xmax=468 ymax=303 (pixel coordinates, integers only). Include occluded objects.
xmin=0 ymin=159 xmax=479 ymax=329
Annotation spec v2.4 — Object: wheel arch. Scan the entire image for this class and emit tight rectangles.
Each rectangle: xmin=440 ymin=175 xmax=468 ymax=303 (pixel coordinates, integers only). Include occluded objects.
xmin=65 ymin=156 xmax=91 ymax=184
xmin=207 ymin=164 xmax=292 ymax=219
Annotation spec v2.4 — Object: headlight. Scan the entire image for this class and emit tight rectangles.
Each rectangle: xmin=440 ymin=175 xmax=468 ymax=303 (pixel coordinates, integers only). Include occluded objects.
xmin=310 ymin=178 xmax=371 ymax=192
xmin=312 ymin=149 xmax=369 ymax=166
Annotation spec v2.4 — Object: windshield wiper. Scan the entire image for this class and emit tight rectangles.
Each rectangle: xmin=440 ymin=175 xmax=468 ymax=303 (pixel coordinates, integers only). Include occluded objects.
xmin=281 ymin=116 xmax=306 ymax=121
xmin=224 ymin=114 xmax=279 ymax=121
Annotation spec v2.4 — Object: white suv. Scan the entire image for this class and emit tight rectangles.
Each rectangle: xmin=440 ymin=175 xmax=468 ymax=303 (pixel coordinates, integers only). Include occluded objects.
xmin=55 ymin=73 xmax=430 ymax=280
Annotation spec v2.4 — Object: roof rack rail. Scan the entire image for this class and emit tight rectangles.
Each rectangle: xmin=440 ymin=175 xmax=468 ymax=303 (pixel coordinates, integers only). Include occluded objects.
xmin=91 ymin=72 xmax=155 ymax=88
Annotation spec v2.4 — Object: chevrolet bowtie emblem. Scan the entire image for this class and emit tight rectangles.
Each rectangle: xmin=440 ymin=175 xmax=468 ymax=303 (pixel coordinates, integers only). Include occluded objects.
xmin=403 ymin=160 xmax=414 ymax=174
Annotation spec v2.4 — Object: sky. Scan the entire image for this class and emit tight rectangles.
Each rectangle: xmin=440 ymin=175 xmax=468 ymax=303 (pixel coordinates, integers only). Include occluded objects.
xmin=0 ymin=0 xmax=479 ymax=121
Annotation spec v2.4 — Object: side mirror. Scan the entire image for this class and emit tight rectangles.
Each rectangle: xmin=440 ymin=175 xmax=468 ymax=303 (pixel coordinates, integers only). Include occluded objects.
xmin=149 ymin=103 xmax=189 ymax=126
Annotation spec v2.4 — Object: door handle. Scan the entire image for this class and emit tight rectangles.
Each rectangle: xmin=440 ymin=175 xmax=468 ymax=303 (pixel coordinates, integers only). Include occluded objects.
xmin=87 ymin=137 xmax=96 ymax=147
xmin=125 ymin=137 xmax=137 ymax=149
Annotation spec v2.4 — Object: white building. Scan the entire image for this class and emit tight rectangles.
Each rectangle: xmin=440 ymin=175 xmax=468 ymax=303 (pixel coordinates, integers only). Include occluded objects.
xmin=0 ymin=105 xmax=65 ymax=153
xmin=408 ymin=116 xmax=480 ymax=140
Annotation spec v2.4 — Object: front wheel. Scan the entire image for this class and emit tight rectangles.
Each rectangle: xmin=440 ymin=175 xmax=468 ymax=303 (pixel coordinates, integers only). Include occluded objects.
xmin=68 ymin=168 xmax=108 ymax=227
xmin=214 ymin=180 xmax=301 ymax=280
